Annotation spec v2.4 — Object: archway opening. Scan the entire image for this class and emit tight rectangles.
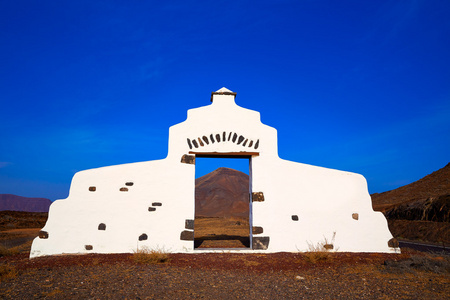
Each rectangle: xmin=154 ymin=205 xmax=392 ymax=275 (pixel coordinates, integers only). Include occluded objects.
xmin=194 ymin=155 xmax=251 ymax=249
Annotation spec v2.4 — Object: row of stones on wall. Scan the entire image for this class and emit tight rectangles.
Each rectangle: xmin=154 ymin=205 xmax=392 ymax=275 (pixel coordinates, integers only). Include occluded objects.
xmin=38 ymin=201 xmax=163 ymax=252
xmin=83 ymin=232 xmax=149 ymax=253
xmin=289 ymin=213 xmax=398 ymax=249
xmin=251 ymin=192 xmax=269 ymax=249
xmin=187 ymin=132 xmax=259 ymax=150
xmin=89 ymin=181 xmax=135 ymax=193
xmin=180 ymin=219 xmax=194 ymax=241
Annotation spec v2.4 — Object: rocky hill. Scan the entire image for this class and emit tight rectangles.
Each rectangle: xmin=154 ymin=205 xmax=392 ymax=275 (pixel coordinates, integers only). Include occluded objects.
xmin=195 ymin=167 xmax=249 ymax=218
xmin=0 ymin=194 xmax=51 ymax=212
xmin=371 ymin=162 xmax=450 ymax=212
xmin=371 ymin=163 xmax=449 ymax=243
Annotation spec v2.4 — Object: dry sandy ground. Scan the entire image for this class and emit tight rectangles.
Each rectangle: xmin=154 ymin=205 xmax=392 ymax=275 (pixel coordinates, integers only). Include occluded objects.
xmin=1 ymin=250 xmax=449 ymax=299
xmin=1 ymin=216 xmax=449 ymax=299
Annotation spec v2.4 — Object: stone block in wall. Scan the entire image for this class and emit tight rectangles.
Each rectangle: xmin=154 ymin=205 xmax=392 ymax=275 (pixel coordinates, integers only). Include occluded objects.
xmin=388 ymin=238 xmax=399 ymax=248
xmin=39 ymin=231 xmax=49 ymax=239
xmin=185 ymin=219 xmax=194 ymax=230
xmin=180 ymin=230 xmax=194 ymax=241
xmin=252 ymin=236 xmax=270 ymax=250
xmin=252 ymin=192 xmax=265 ymax=202
xmin=252 ymin=226 xmax=263 ymax=234
xmin=181 ymin=154 xmax=195 ymax=164
xmin=324 ymin=244 xmax=334 ymax=250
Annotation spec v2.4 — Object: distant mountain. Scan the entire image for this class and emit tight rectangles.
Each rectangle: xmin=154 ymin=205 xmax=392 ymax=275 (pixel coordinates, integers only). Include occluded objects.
xmin=0 ymin=194 xmax=51 ymax=212
xmin=195 ymin=167 xmax=249 ymax=218
xmin=371 ymin=163 xmax=450 ymax=222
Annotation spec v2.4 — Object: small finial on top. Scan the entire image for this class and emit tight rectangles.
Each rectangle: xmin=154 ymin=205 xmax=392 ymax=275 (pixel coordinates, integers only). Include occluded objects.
xmin=211 ymin=87 xmax=236 ymax=102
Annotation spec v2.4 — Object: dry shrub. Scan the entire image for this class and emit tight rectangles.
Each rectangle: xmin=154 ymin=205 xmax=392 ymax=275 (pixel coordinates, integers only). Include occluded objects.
xmin=303 ymin=248 xmax=332 ymax=264
xmin=303 ymin=232 xmax=336 ymax=264
xmin=0 ymin=264 xmax=18 ymax=282
xmin=132 ymin=246 xmax=170 ymax=264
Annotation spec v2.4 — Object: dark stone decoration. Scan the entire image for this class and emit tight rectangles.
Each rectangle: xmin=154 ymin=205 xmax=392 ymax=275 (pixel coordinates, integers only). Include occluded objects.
xmin=85 ymin=245 xmax=93 ymax=250
xmin=388 ymin=238 xmax=399 ymax=248
xmin=148 ymin=207 xmax=156 ymax=212
xmin=139 ymin=234 xmax=148 ymax=241
xmin=291 ymin=215 xmax=299 ymax=221
xmin=125 ymin=182 xmax=134 ymax=186
xmin=352 ymin=213 xmax=359 ymax=220
xmin=89 ymin=186 xmax=96 ymax=192
xmin=152 ymin=202 xmax=162 ymax=206
xmin=185 ymin=219 xmax=194 ymax=229
xmin=324 ymin=244 xmax=334 ymax=250
xmin=252 ymin=192 xmax=265 ymax=202
xmin=252 ymin=226 xmax=264 ymax=234
xmin=120 ymin=187 xmax=128 ymax=192
xmin=98 ymin=223 xmax=106 ymax=230
xmin=181 ymin=154 xmax=195 ymax=165
xmin=252 ymin=236 xmax=270 ymax=250
xmin=186 ymin=132 xmax=261 ymax=150
xmin=180 ymin=230 xmax=194 ymax=241
xmin=39 ymin=230 xmax=49 ymax=239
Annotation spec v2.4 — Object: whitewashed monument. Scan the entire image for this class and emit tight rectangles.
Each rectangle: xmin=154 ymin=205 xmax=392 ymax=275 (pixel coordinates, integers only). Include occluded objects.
xmin=30 ymin=88 xmax=399 ymax=258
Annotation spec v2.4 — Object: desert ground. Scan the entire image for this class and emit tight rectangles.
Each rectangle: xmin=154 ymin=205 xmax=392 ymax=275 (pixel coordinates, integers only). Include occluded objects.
xmin=1 ymin=212 xmax=449 ymax=299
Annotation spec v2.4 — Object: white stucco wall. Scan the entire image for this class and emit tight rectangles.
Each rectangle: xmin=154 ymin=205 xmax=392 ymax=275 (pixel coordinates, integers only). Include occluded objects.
xmin=30 ymin=88 xmax=398 ymax=258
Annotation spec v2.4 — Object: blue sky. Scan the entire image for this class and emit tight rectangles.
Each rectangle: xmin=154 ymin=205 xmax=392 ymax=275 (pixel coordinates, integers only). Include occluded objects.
xmin=1 ymin=1 xmax=449 ymax=201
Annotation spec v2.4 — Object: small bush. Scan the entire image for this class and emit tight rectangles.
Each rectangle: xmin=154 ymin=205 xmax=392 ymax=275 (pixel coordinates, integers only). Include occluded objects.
xmin=303 ymin=247 xmax=332 ymax=264
xmin=303 ymin=232 xmax=336 ymax=264
xmin=132 ymin=247 xmax=170 ymax=264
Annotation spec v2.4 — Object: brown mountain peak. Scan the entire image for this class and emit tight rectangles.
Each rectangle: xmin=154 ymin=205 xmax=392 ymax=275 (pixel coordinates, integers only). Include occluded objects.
xmin=195 ymin=168 xmax=249 ymax=218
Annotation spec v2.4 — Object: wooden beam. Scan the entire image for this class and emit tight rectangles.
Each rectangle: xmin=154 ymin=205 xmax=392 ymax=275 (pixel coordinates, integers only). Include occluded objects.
xmin=189 ymin=151 xmax=259 ymax=158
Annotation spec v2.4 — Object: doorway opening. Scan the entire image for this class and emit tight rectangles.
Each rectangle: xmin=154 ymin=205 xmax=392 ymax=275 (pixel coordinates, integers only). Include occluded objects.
xmin=194 ymin=155 xmax=251 ymax=249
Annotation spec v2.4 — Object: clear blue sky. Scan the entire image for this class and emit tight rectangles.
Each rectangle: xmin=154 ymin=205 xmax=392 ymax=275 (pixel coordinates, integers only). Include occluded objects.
xmin=1 ymin=1 xmax=449 ymax=201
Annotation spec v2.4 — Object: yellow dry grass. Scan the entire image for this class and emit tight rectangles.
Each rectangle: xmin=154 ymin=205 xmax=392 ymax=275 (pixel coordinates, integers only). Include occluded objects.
xmin=132 ymin=247 xmax=170 ymax=264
